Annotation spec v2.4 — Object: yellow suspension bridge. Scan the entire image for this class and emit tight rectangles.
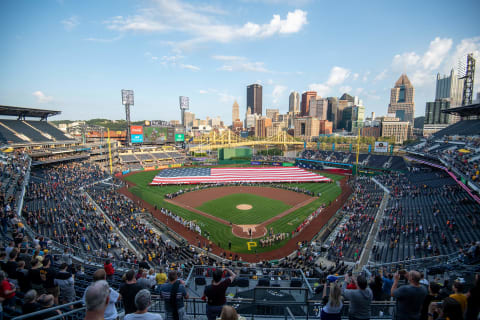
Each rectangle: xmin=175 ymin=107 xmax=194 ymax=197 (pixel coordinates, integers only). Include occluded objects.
xmin=188 ymin=130 xmax=314 ymax=152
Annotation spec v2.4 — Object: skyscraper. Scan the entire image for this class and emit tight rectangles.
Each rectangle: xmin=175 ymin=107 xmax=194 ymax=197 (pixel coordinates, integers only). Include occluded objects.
xmin=327 ymin=97 xmax=338 ymax=130
xmin=388 ymin=74 xmax=415 ymax=124
xmin=247 ymin=84 xmax=262 ymax=115
xmin=289 ymin=91 xmax=300 ymax=114
xmin=301 ymin=91 xmax=317 ymax=116
xmin=232 ymin=100 xmax=239 ymax=124
xmin=266 ymin=108 xmax=279 ymax=121
xmin=436 ymin=69 xmax=464 ymax=106
xmin=309 ymin=97 xmax=328 ymax=120
xmin=435 ymin=69 xmax=464 ymax=123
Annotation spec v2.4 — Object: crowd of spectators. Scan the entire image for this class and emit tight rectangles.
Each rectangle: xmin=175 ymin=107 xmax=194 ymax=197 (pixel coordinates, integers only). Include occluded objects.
xmin=406 ymin=137 xmax=480 ymax=189
xmin=327 ymin=176 xmax=383 ymax=262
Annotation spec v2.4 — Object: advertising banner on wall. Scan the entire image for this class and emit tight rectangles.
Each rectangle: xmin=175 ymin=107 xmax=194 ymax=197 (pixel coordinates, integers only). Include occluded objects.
xmin=374 ymin=141 xmax=388 ymax=152
xmin=131 ymin=126 xmax=143 ymax=135
xmin=131 ymin=134 xmax=143 ymax=143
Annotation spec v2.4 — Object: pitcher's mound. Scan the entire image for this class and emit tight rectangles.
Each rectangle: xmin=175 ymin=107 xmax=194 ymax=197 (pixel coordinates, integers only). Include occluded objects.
xmin=236 ymin=204 xmax=252 ymax=210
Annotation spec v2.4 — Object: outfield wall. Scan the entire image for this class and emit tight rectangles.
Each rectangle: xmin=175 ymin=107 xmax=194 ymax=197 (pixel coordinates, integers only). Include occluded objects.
xmin=218 ymin=148 xmax=252 ymax=160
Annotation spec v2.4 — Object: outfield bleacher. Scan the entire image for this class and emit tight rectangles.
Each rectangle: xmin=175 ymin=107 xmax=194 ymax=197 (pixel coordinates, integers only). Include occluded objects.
xmin=0 ymin=119 xmax=51 ymax=142
xmin=27 ymin=120 xmax=74 ymax=141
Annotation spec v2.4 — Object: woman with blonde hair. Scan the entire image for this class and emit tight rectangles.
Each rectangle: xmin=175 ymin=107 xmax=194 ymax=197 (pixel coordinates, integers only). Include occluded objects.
xmin=218 ymin=305 xmax=246 ymax=320
xmin=321 ymin=281 xmax=343 ymax=320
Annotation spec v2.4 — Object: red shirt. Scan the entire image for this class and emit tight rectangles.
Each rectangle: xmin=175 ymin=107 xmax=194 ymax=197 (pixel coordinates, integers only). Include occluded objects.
xmin=1 ymin=280 xmax=15 ymax=299
xmin=104 ymin=263 xmax=115 ymax=276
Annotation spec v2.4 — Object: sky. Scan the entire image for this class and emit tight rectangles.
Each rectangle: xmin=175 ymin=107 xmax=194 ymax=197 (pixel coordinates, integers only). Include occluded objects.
xmin=1 ymin=0 xmax=479 ymax=123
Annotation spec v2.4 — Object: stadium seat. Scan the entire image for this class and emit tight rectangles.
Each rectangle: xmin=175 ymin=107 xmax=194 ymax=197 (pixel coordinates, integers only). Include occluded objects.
xmin=236 ymin=277 xmax=250 ymax=288
xmin=290 ymin=278 xmax=302 ymax=287
xmin=195 ymin=276 xmax=206 ymax=286
xmin=257 ymin=278 xmax=270 ymax=287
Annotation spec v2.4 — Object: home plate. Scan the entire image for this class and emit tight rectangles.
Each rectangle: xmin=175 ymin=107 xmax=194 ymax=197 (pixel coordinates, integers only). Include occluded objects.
xmin=232 ymin=224 xmax=267 ymax=238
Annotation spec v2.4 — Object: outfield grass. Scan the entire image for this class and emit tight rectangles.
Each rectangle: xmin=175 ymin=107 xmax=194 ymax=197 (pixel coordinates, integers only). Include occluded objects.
xmin=123 ymin=169 xmax=343 ymax=254
xmin=196 ymin=193 xmax=291 ymax=225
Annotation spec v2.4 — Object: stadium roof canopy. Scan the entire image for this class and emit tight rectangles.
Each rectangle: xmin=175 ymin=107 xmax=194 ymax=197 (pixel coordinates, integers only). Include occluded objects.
xmin=442 ymin=103 xmax=480 ymax=117
xmin=0 ymin=105 xmax=61 ymax=120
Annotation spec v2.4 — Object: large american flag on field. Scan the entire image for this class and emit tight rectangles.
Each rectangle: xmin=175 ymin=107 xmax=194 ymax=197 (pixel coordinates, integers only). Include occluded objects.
xmin=150 ymin=167 xmax=331 ymax=185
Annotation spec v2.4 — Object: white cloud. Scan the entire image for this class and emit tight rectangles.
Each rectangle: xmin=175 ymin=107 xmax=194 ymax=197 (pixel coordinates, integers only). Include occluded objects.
xmin=362 ymin=71 xmax=370 ymax=82
xmin=84 ymin=35 xmax=122 ymax=42
xmin=212 ymin=55 xmax=245 ymax=61
xmin=390 ymin=37 xmax=452 ymax=75
xmin=272 ymin=85 xmax=287 ymax=104
xmin=308 ymin=83 xmax=330 ymax=96
xmin=32 ymin=91 xmax=53 ymax=103
xmin=392 ymin=52 xmax=420 ymax=71
xmin=180 ymin=64 xmax=200 ymax=71
xmin=215 ymin=56 xmax=270 ymax=72
xmin=218 ymin=92 xmax=236 ymax=103
xmin=305 ymin=66 xmax=350 ymax=97
xmin=199 ymin=90 xmax=208 ymax=94
xmin=352 ymin=73 xmax=359 ymax=81
xmin=443 ymin=37 xmax=480 ymax=89
xmin=339 ymin=86 xmax=352 ymax=93
xmin=374 ymin=69 xmax=388 ymax=81
xmin=145 ymin=51 xmax=159 ymax=61
xmin=326 ymin=66 xmax=350 ymax=86
xmin=410 ymin=70 xmax=433 ymax=87
xmin=61 ymin=16 xmax=79 ymax=31
xmin=104 ymin=0 xmax=307 ymax=47
xmin=421 ymin=37 xmax=453 ymax=70
xmin=355 ymin=88 xmax=364 ymax=95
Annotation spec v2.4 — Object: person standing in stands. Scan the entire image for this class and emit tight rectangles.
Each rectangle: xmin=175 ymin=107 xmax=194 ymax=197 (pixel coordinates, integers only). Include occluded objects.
xmin=321 ymin=281 xmax=343 ymax=320
xmin=391 ymin=270 xmax=427 ymax=320
xmin=0 ymin=271 xmax=16 ymax=310
xmin=465 ymin=273 xmax=480 ymax=320
xmin=158 ymin=270 xmax=188 ymax=320
xmin=420 ymin=282 xmax=442 ymax=320
xmin=203 ymin=268 xmax=236 ymax=320
xmin=139 ymin=257 xmax=150 ymax=270
xmin=104 ymin=260 xmax=115 ymax=281
xmin=342 ymin=274 xmax=372 ymax=320
xmin=84 ymin=280 xmax=110 ymax=320
xmin=120 ymin=270 xmax=143 ymax=315
xmin=42 ymin=258 xmax=59 ymax=304
xmin=54 ymin=263 xmax=75 ymax=304
xmin=381 ymin=270 xmax=393 ymax=300
xmin=83 ymin=269 xmax=121 ymax=320
xmin=124 ymin=289 xmax=162 ymax=320
xmin=449 ymin=279 xmax=467 ymax=314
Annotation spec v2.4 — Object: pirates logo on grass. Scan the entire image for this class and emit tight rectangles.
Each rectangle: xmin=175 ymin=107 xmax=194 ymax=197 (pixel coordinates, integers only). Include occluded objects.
xmin=247 ymin=242 xmax=257 ymax=251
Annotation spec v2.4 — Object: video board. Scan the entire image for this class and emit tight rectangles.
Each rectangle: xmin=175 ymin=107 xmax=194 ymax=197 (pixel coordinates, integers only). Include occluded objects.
xmin=143 ymin=126 xmax=175 ymax=144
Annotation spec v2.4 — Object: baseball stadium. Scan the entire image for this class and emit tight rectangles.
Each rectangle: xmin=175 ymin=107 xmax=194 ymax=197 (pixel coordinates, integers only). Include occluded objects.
xmin=0 ymin=102 xmax=479 ymax=320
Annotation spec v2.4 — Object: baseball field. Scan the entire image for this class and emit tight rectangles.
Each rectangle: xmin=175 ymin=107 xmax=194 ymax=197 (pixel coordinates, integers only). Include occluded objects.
xmin=123 ymin=168 xmax=344 ymax=254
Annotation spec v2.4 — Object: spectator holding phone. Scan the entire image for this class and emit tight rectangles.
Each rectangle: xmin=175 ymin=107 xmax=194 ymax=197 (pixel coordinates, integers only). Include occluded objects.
xmin=321 ymin=279 xmax=343 ymax=320
xmin=391 ymin=270 xmax=427 ymax=320
xmin=342 ymin=273 xmax=372 ymax=320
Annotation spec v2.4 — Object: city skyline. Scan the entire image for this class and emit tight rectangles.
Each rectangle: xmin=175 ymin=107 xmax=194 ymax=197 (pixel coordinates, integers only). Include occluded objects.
xmin=0 ymin=0 xmax=479 ymax=122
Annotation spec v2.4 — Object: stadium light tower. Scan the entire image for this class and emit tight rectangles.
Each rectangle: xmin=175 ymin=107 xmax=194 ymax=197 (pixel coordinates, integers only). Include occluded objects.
xmin=179 ymin=96 xmax=189 ymax=130
xmin=122 ymin=89 xmax=134 ymax=146
xmin=459 ymin=53 xmax=476 ymax=106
